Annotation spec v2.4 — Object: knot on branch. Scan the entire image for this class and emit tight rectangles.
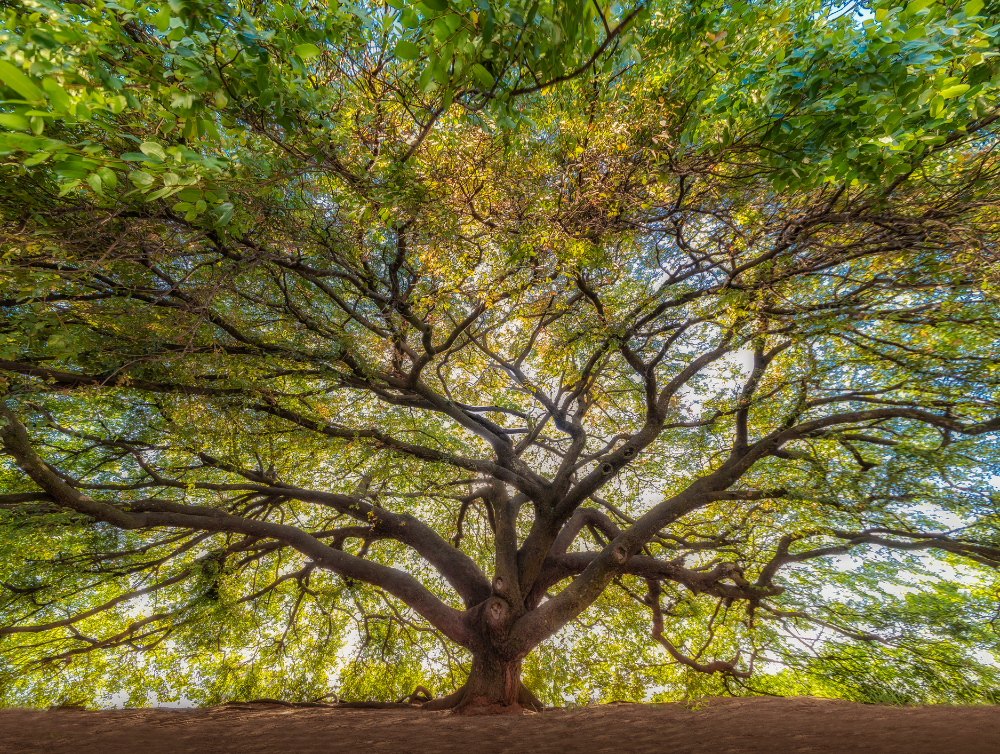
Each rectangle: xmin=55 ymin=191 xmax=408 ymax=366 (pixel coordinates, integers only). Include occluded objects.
xmin=488 ymin=598 xmax=507 ymax=625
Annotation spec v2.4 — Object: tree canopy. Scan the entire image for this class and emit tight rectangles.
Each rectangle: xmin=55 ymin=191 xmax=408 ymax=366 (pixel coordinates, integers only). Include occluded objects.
xmin=2 ymin=0 xmax=1000 ymax=710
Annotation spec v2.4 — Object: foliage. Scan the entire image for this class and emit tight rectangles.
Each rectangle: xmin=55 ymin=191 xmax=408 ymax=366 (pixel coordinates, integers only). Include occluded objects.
xmin=1 ymin=0 xmax=1000 ymax=708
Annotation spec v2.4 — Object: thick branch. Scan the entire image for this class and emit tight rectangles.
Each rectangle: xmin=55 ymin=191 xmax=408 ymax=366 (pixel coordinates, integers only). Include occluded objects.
xmin=0 ymin=401 xmax=474 ymax=646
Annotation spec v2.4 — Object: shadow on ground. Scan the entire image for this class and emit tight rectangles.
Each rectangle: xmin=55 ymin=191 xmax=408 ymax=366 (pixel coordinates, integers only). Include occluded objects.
xmin=1 ymin=695 xmax=997 ymax=753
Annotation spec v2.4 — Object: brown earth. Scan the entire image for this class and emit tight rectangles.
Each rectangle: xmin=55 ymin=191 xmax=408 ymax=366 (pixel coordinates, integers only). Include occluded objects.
xmin=0 ymin=696 xmax=997 ymax=753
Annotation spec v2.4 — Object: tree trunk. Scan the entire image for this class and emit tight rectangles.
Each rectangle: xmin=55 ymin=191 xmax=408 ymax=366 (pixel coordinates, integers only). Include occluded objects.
xmin=450 ymin=653 xmax=543 ymax=715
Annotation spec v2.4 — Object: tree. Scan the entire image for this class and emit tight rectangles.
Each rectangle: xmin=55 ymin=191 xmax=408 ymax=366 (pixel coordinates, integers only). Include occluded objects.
xmin=2 ymin=0 xmax=1000 ymax=712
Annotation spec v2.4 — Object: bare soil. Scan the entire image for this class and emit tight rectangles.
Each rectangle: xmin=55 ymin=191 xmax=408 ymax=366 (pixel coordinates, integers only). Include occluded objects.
xmin=0 ymin=696 xmax=997 ymax=753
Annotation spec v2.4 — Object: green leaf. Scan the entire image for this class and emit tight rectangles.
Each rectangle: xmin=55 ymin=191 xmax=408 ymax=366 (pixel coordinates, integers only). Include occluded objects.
xmin=96 ymin=167 xmax=117 ymax=189
xmin=294 ymin=43 xmax=321 ymax=60
xmin=400 ymin=9 xmax=419 ymax=28
xmin=153 ymin=7 xmax=171 ymax=32
xmin=121 ymin=152 xmax=151 ymax=162
xmin=939 ymin=84 xmax=970 ymax=99
xmin=471 ymin=63 xmax=495 ymax=88
xmin=129 ymin=170 xmax=155 ymax=188
xmin=23 ymin=150 xmax=51 ymax=166
xmin=422 ymin=0 xmax=448 ymax=11
xmin=140 ymin=142 xmax=167 ymax=161
xmin=418 ymin=66 xmax=434 ymax=91
xmin=86 ymin=172 xmax=104 ymax=194
xmin=394 ymin=40 xmax=422 ymax=60
xmin=0 ymin=61 xmax=45 ymax=102
xmin=905 ymin=0 xmax=936 ymax=13
xmin=217 ymin=202 xmax=235 ymax=225
xmin=56 ymin=179 xmax=80 ymax=196
xmin=964 ymin=0 xmax=984 ymax=15
xmin=0 ymin=113 xmax=30 ymax=132
xmin=41 ymin=79 xmax=72 ymax=112
xmin=147 ymin=186 xmax=180 ymax=201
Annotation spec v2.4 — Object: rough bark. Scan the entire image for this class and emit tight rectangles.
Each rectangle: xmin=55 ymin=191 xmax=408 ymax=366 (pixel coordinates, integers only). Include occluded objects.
xmin=449 ymin=653 xmax=542 ymax=715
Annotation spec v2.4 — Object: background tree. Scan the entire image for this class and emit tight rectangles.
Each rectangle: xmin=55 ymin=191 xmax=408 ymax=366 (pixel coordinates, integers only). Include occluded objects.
xmin=2 ymin=0 xmax=1000 ymax=710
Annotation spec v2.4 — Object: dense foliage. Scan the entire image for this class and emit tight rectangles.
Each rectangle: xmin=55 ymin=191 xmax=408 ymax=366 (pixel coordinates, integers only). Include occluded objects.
xmin=2 ymin=0 xmax=1000 ymax=709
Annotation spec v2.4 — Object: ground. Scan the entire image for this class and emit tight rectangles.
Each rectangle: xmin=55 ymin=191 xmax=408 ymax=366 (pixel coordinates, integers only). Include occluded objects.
xmin=0 ymin=696 xmax=997 ymax=753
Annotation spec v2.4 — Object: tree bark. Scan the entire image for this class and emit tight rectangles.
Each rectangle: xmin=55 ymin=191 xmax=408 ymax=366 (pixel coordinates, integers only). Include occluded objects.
xmin=450 ymin=653 xmax=542 ymax=715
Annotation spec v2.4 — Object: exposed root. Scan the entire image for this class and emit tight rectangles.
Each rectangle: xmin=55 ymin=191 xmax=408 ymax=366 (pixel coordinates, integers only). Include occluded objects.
xmin=420 ymin=685 xmax=467 ymax=711
xmin=224 ymin=698 xmax=338 ymax=709
xmin=224 ymin=697 xmax=413 ymax=710
xmin=517 ymin=683 xmax=545 ymax=712
xmin=224 ymin=682 xmax=545 ymax=715
xmin=328 ymin=684 xmax=467 ymax=711
xmin=421 ymin=681 xmax=544 ymax=714
xmin=396 ymin=685 xmax=434 ymax=705
xmin=453 ymin=697 xmax=529 ymax=716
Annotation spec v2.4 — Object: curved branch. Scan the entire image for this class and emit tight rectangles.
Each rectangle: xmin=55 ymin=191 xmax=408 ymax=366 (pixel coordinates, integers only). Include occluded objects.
xmin=0 ymin=401 xmax=474 ymax=647
xmin=0 ymin=568 xmax=193 ymax=635
xmin=508 ymin=4 xmax=646 ymax=97
xmin=647 ymin=580 xmax=752 ymax=678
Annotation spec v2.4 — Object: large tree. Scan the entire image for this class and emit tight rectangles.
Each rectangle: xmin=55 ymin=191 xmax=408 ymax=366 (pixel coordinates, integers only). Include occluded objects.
xmin=2 ymin=0 xmax=1000 ymax=711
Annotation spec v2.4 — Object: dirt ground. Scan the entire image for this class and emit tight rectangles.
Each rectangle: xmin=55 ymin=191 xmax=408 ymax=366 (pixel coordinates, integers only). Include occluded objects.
xmin=0 ymin=696 xmax=997 ymax=754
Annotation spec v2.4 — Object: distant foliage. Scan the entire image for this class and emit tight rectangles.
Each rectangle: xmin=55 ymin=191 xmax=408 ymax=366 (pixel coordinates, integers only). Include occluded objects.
xmin=1 ymin=0 xmax=999 ymax=708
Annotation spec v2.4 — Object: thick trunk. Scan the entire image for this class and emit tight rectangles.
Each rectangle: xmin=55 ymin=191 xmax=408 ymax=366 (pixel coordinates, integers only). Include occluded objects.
xmin=449 ymin=653 xmax=543 ymax=715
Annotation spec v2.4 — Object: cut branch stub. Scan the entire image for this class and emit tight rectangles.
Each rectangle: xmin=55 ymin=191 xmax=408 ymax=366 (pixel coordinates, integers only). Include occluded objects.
xmin=488 ymin=598 xmax=507 ymax=625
